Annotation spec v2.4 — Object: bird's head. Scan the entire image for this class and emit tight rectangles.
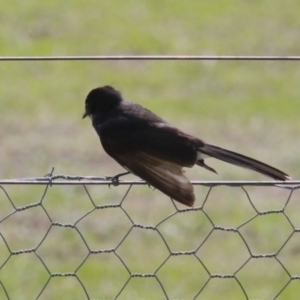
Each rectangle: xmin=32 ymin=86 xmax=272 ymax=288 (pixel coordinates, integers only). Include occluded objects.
xmin=83 ymin=86 xmax=122 ymax=119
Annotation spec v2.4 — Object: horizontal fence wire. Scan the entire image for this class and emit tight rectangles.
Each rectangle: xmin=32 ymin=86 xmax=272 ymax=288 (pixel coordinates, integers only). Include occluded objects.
xmin=1 ymin=55 xmax=300 ymax=61
xmin=1 ymin=176 xmax=300 ymax=187
xmin=0 ymin=172 xmax=300 ymax=299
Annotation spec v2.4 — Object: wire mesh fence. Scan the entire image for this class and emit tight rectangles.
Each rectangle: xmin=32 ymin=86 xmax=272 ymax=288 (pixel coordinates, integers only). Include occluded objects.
xmin=0 ymin=173 xmax=299 ymax=299
xmin=1 ymin=54 xmax=299 ymax=299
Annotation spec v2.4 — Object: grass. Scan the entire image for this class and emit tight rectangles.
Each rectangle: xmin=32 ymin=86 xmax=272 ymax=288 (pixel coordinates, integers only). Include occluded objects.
xmin=1 ymin=0 xmax=300 ymax=299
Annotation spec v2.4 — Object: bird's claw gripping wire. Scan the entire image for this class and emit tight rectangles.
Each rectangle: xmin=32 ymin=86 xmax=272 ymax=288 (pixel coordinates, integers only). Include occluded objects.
xmin=107 ymin=171 xmax=131 ymax=187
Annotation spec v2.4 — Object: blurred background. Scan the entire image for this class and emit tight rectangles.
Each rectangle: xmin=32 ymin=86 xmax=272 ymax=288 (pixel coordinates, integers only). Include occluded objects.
xmin=0 ymin=1 xmax=300 ymax=299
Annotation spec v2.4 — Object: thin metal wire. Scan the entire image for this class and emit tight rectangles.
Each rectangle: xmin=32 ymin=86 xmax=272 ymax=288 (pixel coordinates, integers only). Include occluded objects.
xmin=0 ymin=177 xmax=299 ymax=187
xmin=1 ymin=55 xmax=300 ymax=61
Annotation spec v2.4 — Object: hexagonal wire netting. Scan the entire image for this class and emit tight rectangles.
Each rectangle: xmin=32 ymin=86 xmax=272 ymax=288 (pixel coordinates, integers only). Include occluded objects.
xmin=0 ymin=173 xmax=299 ymax=300
xmin=1 ymin=55 xmax=300 ymax=299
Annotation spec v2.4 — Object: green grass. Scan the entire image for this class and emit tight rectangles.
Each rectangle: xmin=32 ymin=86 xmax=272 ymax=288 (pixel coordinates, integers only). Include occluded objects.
xmin=1 ymin=0 xmax=300 ymax=299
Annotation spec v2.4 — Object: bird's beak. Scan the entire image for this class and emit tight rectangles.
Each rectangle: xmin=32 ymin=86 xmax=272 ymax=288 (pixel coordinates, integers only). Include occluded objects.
xmin=82 ymin=111 xmax=88 ymax=119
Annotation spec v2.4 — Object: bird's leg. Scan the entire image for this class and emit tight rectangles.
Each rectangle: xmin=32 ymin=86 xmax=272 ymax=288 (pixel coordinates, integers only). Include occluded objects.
xmin=107 ymin=171 xmax=131 ymax=186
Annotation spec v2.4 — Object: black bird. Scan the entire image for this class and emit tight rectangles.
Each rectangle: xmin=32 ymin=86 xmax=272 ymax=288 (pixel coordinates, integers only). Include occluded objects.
xmin=83 ymin=86 xmax=291 ymax=207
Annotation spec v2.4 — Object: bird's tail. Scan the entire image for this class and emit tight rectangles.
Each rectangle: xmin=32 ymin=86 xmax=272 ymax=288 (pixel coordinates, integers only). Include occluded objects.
xmin=198 ymin=144 xmax=291 ymax=181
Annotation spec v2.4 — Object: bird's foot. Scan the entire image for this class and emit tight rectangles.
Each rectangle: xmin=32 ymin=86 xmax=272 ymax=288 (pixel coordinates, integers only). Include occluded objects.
xmin=107 ymin=172 xmax=131 ymax=187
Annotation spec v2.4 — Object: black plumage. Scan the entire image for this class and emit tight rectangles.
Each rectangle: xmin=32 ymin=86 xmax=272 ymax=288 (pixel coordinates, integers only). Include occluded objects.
xmin=83 ymin=86 xmax=291 ymax=206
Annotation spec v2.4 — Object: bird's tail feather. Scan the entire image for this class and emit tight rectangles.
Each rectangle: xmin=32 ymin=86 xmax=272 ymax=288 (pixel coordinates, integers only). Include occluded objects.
xmin=198 ymin=144 xmax=291 ymax=181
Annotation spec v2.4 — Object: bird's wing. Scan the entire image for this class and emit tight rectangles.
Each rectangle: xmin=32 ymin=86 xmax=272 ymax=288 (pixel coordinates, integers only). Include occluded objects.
xmin=99 ymin=119 xmax=202 ymax=168
xmin=114 ymin=151 xmax=195 ymax=207
xmin=132 ymin=124 xmax=202 ymax=167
